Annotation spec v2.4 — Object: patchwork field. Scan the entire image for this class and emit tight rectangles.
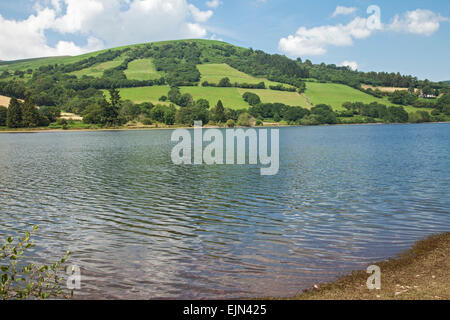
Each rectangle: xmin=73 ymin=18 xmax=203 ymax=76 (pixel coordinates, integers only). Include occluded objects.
xmin=236 ymin=88 xmax=309 ymax=108
xmin=198 ymin=63 xmax=293 ymax=88
xmin=71 ymin=55 xmax=126 ymax=78
xmin=180 ymin=87 xmax=250 ymax=109
xmin=111 ymin=86 xmax=170 ymax=104
xmin=305 ymin=82 xmax=398 ymax=111
xmin=124 ymin=59 xmax=163 ymax=81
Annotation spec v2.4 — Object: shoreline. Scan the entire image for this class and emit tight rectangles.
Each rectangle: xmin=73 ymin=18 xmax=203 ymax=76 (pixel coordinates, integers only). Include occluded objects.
xmin=1 ymin=121 xmax=449 ymax=134
xmin=267 ymin=232 xmax=450 ymax=300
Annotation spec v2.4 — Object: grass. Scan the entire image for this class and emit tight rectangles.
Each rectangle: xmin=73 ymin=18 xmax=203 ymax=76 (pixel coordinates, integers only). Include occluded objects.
xmin=278 ymin=232 xmax=450 ymax=300
xmin=71 ymin=55 xmax=126 ymax=78
xmin=305 ymin=82 xmax=398 ymax=111
xmin=124 ymin=59 xmax=163 ymax=80
xmin=112 ymin=86 xmax=171 ymax=104
xmin=197 ymin=63 xmax=294 ymax=88
xmin=236 ymin=88 xmax=309 ymax=108
xmin=180 ymin=86 xmax=250 ymax=109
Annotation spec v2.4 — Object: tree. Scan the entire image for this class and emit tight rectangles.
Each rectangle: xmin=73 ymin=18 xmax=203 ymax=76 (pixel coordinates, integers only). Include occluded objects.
xmin=0 ymin=106 xmax=7 ymax=126
xmin=385 ymin=106 xmax=409 ymax=123
xmin=218 ymin=77 xmax=232 ymax=87
xmin=242 ymin=92 xmax=261 ymax=106
xmin=437 ymin=94 xmax=450 ymax=112
xmin=211 ymin=100 xmax=225 ymax=123
xmin=311 ymin=104 xmax=337 ymax=124
xmin=6 ymin=98 xmax=23 ymax=128
xmin=21 ymin=97 xmax=40 ymax=128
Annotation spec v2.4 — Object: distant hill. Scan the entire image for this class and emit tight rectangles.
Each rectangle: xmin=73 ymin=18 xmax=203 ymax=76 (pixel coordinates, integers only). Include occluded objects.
xmin=0 ymin=39 xmax=447 ymax=115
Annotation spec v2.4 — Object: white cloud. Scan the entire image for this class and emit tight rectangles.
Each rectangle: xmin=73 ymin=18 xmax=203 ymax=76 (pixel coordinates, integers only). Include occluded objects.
xmin=0 ymin=0 xmax=218 ymax=60
xmin=332 ymin=6 xmax=357 ymax=17
xmin=188 ymin=4 xmax=213 ymax=23
xmin=340 ymin=61 xmax=358 ymax=71
xmin=388 ymin=9 xmax=449 ymax=36
xmin=206 ymin=0 xmax=221 ymax=9
xmin=279 ymin=7 xmax=448 ymax=57
xmin=279 ymin=17 xmax=373 ymax=56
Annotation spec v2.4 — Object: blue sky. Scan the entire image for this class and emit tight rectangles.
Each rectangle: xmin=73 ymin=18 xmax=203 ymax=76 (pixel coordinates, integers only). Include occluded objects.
xmin=0 ymin=0 xmax=449 ymax=81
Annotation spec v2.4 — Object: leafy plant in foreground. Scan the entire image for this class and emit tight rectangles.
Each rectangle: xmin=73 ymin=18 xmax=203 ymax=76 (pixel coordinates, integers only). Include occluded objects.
xmin=0 ymin=226 xmax=72 ymax=300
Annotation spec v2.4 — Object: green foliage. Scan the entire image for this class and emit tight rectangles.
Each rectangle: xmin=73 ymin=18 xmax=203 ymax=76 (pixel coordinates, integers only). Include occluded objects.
xmin=6 ymin=98 xmax=22 ymax=128
xmin=0 ymin=226 xmax=72 ymax=300
xmin=21 ymin=97 xmax=40 ymax=128
xmin=388 ymin=90 xmax=418 ymax=105
xmin=218 ymin=77 xmax=232 ymax=87
xmin=310 ymin=104 xmax=337 ymax=124
xmin=226 ymin=119 xmax=235 ymax=128
xmin=237 ymin=112 xmax=252 ymax=127
xmin=242 ymin=92 xmax=261 ymax=106
xmin=211 ymin=100 xmax=226 ymax=123
xmin=385 ymin=106 xmax=409 ymax=123
xmin=409 ymin=111 xmax=431 ymax=123
xmin=0 ymin=106 xmax=7 ymax=126
xmin=437 ymin=94 xmax=450 ymax=113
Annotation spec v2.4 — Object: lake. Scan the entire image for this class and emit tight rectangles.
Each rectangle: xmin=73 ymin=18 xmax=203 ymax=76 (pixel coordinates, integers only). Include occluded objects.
xmin=0 ymin=123 xmax=449 ymax=299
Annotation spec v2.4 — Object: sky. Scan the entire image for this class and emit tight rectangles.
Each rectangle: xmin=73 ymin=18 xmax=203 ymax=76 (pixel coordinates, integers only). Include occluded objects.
xmin=0 ymin=0 xmax=449 ymax=81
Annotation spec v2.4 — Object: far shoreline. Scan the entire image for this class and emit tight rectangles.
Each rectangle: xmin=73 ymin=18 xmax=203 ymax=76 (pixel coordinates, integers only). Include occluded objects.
xmin=1 ymin=121 xmax=449 ymax=134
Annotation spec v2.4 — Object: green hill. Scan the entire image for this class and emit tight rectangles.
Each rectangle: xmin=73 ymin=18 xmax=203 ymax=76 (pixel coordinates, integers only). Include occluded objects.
xmin=0 ymin=39 xmax=447 ymax=129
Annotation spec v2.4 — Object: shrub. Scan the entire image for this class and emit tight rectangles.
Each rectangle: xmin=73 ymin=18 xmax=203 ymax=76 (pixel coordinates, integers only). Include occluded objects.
xmin=0 ymin=226 xmax=72 ymax=300
xmin=237 ymin=112 xmax=252 ymax=127
xmin=226 ymin=119 xmax=235 ymax=128
xmin=143 ymin=118 xmax=153 ymax=125
xmin=255 ymin=120 xmax=263 ymax=126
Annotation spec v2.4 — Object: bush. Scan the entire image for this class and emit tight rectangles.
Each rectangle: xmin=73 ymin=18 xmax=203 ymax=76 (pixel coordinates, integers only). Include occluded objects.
xmin=226 ymin=119 xmax=235 ymax=128
xmin=255 ymin=120 xmax=263 ymax=126
xmin=143 ymin=118 xmax=153 ymax=125
xmin=0 ymin=226 xmax=72 ymax=300
xmin=237 ymin=112 xmax=252 ymax=127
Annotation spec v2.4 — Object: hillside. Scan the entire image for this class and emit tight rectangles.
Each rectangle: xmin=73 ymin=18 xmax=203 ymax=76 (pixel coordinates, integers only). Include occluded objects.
xmin=0 ymin=39 xmax=449 ymax=129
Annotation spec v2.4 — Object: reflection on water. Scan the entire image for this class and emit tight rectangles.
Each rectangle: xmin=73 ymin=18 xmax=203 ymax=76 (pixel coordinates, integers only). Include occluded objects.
xmin=0 ymin=123 xmax=449 ymax=299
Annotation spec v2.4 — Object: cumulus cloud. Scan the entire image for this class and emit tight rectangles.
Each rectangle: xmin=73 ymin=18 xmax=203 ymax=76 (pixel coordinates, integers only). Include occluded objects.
xmin=206 ymin=0 xmax=221 ymax=9
xmin=188 ymin=4 xmax=213 ymax=23
xmin=332 ymin=6 xmax=357 ymax=17
xmin=388 ymin=9 xmax=449 ymax=36
xmin=279 ymin=17 xmax=373 ymax=56
xmin=279 ymin=7 xmax=447 ymax=57
xmin=0 ymin=0 xmax=217 ymax=60
xmin=340 ymin=61 xmax=358 ymax=71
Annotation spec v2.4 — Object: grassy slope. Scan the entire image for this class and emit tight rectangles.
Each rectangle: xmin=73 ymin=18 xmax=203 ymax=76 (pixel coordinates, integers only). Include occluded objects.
xmin=124 ymin=58 xmax=163 ymax=80
xmin=180 ymin=87 xmax=250 ymax=109
xmin=198 ymin=63 xmax=293 ymax=88
xmin=110 ymin=86 xmax=171 ymax=104
xmin=236 ymin=88 xmax=308 ymax=108
xmin=0 ymin=39 xmax=435 ymax=115
xmin=71 ymin=55 xmax=126 ymax=78
xmin=306 ymin=82 xmax=391 ymax=111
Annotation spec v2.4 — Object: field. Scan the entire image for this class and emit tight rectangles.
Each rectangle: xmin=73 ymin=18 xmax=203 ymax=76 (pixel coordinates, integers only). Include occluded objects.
xmin=0 ymin=95 xmax=11 ymax=107
xmin=71 ymin=55 xmax=126 ymax=78
xmin=361 ymin=85 xmax=420 ymax=93
xmin=198 ymin=63 xmax=293 ymax=88
xmin=306 ymin=82 xmax=399 ymax=111
xmin=236 ymin=88 xmax=309 ymax=108
xmin=110 ymin=86 xmax=170 ymax=104
xmin=180 ymin=87 xmax=250 ymax=109
xmin=124 ymin=59 xmax=163 ymax=80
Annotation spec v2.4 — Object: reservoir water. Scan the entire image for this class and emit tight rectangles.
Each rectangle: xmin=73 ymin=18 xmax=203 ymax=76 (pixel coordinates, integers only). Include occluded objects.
xmin=0 ymin=123 xmax=449 ymax=299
